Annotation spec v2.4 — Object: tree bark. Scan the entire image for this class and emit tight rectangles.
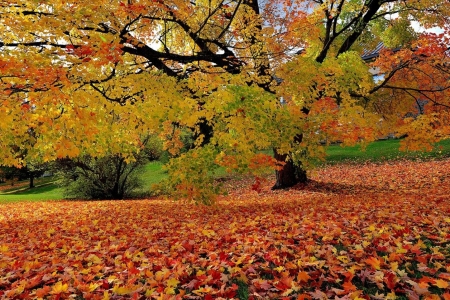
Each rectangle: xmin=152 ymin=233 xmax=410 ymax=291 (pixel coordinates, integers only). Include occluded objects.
xmin=272 ymin=149 xmax=307 ymax=190
xmin=29 ymin=174 xmax=34 ymax=189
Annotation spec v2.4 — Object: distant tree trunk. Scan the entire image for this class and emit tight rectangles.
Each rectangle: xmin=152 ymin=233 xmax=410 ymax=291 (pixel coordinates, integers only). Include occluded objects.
xmin=29 ymin=174 xmax=34 ymax=188
xmin=272 ymin=149 xmax=307 ymax=190
xmin=112 ymin=157 xmax=124 ymax=199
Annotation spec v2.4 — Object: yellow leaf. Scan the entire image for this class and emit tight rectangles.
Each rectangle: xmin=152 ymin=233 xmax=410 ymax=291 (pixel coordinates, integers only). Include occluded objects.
xmin=112 ymin=285 xmax=133 ymax=295
xmin=145 ymin=288 xmax=155 ymax=297
xmin=282 ymin=288 xmax=294 ymax=296
xmin=362 ymin=241 xmax=371 ymax=248
xmin=50 ymin=281 xmax=68 ymax=294
xmin=337 ymin=256 xmax=349 ymax=263
xmin=102 ymin=291 xmax=110 ymax=300
xmin=390 ymin=262 xmax=398 ymax=272
xmin=202 ymin=229 xmax=216 ymax=237
xmin=166 ymin=277 xmax=179 ymax=288
xmin=86 ymin=254 xmax=102 ymax=265
xmin=238 ymin=272 xmax=249 ymax=284
xmin=396 ymin=247 xmax=408 ymax=254
xmin=385 ymin=292 xmax=397 ymax=300
xmin=89 ymin=283 xmax=100 ymax=292
xmin=274 ymin=266 xmax=285 ymax=272
xmin=434 ymin=279 xmax=449 ymax=289
xmin=193 ymin=286 xmax=213 ymax=295
xmin=164 ymin=287 xmax=176 ymax=295
xmin=416 ymin=239 xmax=426 ymax=249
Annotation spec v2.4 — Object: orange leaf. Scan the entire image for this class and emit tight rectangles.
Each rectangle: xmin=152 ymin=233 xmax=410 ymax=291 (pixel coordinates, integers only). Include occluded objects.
xmin=365 ymin=256 xmax=381 ymax=270
xmin=297 ymin=271 xmax=310 ymax=282
xmin=35 ymin=286 xmax=51 ymax=298
xmin=342 ymin=281 xmax=357 ymax=292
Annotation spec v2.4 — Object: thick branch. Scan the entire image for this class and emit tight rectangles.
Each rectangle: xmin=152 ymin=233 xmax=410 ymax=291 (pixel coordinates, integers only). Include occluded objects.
xmin=336 ymin=1 xmax=382 ymax=57
xmin=0 ymin=41 xmax=71 ymax=49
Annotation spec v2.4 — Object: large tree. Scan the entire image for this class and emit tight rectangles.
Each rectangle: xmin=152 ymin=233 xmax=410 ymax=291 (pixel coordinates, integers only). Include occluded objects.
xmin=0 ymin=0 xmax=449 ymax=198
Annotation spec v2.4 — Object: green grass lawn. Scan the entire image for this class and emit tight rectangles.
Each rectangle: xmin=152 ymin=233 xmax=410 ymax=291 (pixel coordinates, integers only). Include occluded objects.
xmin=325 ymin=138 xmax=450 ymax=164
xmin=1 ymin=138 xmax=449 ymax=203
xmin=132 ymin=161 xmax=168 ymax=197
xmin=0 ymin=183 xmax=64 ymax=203
xmin=140 ymin=161 xmax=167 ymax=186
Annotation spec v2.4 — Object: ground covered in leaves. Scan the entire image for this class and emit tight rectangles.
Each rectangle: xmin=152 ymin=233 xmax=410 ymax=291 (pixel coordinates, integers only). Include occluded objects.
xmin=1 ymin=159 xmax=450 ymax=300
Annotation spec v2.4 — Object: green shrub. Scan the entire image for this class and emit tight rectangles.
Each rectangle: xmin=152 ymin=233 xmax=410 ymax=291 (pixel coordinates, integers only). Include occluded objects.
xmin=57 ymin=154 xmax=147 ymax=200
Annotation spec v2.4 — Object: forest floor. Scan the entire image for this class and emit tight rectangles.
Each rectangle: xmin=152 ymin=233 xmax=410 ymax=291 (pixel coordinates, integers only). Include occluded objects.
xmin=0 ymin=158 xmax=449 ymax=299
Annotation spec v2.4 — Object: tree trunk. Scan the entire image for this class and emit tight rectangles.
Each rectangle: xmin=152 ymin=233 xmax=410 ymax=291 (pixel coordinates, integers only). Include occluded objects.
xmin=272 ymin=149 xmax=307 ymax=190
xmin=29 ymin=174 xmax=34 ymax=189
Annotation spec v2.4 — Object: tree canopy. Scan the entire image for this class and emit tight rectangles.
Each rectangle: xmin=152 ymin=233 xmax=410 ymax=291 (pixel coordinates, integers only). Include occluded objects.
xmin=0 ymin=0 xmax=449 ymax=200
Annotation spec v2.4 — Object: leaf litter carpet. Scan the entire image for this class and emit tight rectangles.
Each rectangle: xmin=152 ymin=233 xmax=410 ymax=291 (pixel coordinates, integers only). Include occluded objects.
xmin=1 ymin=159 xmax=450 ymax=299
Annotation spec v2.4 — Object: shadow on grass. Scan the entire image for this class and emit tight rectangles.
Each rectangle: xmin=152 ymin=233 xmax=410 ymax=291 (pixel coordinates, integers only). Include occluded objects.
xmin=6 ymin=183 xmax=59 ymax=195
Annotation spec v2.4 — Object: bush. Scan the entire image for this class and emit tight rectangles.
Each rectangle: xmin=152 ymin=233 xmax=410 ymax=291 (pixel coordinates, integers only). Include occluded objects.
xmin=57 ymin=154 xmax=147 ymax=200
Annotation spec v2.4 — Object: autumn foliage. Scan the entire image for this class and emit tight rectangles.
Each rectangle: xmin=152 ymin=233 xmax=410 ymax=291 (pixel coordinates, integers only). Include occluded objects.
xmin=1 ymin=0 xmax=450 ymax=194
xmin=1 ymin=159 xmax=450 ymax=299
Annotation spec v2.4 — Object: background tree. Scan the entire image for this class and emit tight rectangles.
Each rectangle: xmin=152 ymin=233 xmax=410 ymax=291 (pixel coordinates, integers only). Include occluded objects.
xmin=0 ymin=164 xmax=47 ymax=188
xmin=15 ymin=164 xmax=47 ymax=188
xmin=0 ymin=0 xmax=449 ymax=199
xmin=0 ymin=166 xmax=17 ymax=185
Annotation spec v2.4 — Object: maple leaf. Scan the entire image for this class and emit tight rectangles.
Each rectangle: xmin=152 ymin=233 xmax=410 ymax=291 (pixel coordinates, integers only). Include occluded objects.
xmin=383 ymin=271 xmax=398 ymax=290
xmin=365 ymin=256 xmax=382 ymax=270
xmin=167 ymin=277 xmax=180 ymax=288
xmin=35 ymin=286 xmax=51 ymax=298
xmin=309 ymin=289 xmax=327 ymax=299
xmin=50 ymin=281 xmax=68 ymax=294
xmin=88 ymin=283 xmax=100 ymax=292
xmin=164 ymin=286 xmax=176 ymax=295
xmin=192 ymin=286 xmax=214 ymax=296
xmin=433 ymin=279 xmax=449 ymax=289
xmin=342 ymin=281 xmax=357 ymax=292
xmin=258 ymin=280 xmax=272 ymax=291
xmin=297 ymin=271 xmax=310 ymax=282
xmin=25 ymin=275 xmax=43 ymax=289
xmin=406 ymin=280 xmax=430 ymax=295
xmin=112 ymin=285 xmax=135 ymax=295
xmin=202 ymin=229 xmax=216 ymax=238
